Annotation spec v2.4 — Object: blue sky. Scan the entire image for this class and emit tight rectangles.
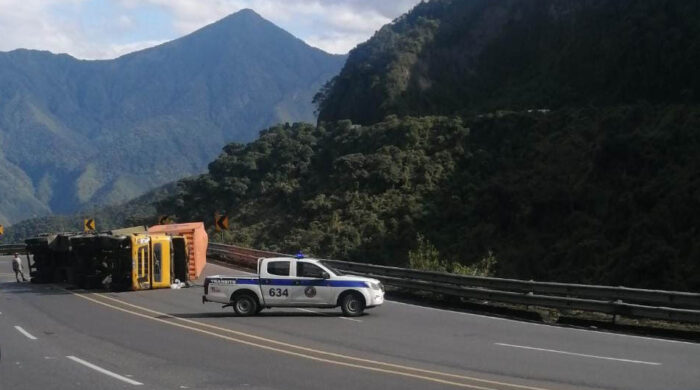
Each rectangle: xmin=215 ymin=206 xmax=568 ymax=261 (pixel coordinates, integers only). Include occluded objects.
xmin=0 ymin=0 xmax=421 ymax=59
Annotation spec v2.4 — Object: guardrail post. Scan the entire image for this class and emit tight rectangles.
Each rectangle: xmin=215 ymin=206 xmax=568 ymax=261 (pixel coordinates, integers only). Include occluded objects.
xmin=612 ymin=299 xmax=623 ymax=324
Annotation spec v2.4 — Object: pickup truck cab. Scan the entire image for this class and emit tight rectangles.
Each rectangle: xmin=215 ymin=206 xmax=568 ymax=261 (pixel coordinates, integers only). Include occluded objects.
xmin=203 ymin=256 xmax=384 ymax=316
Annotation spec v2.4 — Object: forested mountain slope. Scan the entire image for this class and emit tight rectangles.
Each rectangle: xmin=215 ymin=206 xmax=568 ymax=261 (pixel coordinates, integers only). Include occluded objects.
xmin=157 ymin=109 xmax=700 ymax=291
xmin=0 ymin=9 xmax=344 ymax=225
xmin=16 ymin=0 xmax=700 ymax=291
xmin=315 ymin=0 xmax=700 ymax=124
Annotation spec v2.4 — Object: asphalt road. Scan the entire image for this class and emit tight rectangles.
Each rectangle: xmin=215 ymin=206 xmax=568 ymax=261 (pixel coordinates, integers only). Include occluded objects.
xmin=1 ymin=255 xmax=698 ymax=390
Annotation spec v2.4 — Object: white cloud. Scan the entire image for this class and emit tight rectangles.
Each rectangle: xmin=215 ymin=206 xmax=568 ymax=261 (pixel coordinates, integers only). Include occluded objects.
xmin=305 ymin=32 xmax=370 ymax=56
xmin=0 ymin=0 xmax=84 ymax=55
xmin=116 ymin=14 xmax=134 ymax=29
xmin=0 ymin=0 xmax=422 ymax=59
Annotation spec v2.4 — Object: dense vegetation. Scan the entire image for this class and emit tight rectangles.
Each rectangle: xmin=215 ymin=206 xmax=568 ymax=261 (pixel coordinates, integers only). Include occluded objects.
xmin=297 ymin=0 xmax=700 ymax=290
xmin=0 ymin=9 xmax=344 ymax=225
xmin=151 ymin=0 xmax=700 ymax=291
xmin=316 ymin=0 xmax=700 ymax=124
xmin=157 ymin=108 xmax=700 ymax=291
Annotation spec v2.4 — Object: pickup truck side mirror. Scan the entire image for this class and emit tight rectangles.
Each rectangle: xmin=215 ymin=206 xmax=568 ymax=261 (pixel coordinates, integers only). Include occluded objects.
xmin=320 ymin=271 xmax=330 ymax=279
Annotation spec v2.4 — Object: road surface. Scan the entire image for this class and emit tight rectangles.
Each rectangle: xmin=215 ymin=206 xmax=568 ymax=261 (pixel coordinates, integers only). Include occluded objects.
xmin=1 ymin=256 xmax=698 ymax=390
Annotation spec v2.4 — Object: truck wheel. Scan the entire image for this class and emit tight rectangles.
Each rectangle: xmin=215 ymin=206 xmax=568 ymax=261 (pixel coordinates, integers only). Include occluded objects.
xmin=233 ymin=294 xmax=258 ymax=316
xmin=340 ymin=292 xmax=365 ymax=317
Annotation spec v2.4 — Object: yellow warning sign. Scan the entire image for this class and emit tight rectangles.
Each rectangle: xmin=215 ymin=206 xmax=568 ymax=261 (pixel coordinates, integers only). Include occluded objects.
xmin=214 ymin=213 xmax=229 ymax=232
xmin=84 ymin=218 xmax=96 ymax=232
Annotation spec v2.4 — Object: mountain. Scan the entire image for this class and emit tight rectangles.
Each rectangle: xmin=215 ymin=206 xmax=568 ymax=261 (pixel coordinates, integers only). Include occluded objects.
xmin=315 ymin=0 xmax=700 ymax=124
xmin=0 ymin=9 xmax=345 ymax=225
xmin=146 ymin=0 xmax=700 ymax=291
xmin=155 ymin=106 xmax=700 ymax=292
xmin=10 ymin=1 xmax=700 ymax=291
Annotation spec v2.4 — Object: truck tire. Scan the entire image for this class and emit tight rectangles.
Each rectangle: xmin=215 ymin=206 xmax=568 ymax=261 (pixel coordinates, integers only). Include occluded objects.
xmin=233 ymin=294 xmax=258 ymax=316
xmin=340 ymin=292 xmax=365 ymax=317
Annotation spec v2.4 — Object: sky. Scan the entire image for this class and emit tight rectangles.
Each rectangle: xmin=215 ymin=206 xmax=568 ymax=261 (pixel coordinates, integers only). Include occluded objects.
xmin=0 ymin=0 xmax=422 ymax=59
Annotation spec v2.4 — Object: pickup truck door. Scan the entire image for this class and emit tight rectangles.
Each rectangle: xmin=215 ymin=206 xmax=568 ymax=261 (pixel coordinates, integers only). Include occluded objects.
xmin=290 ymin=261 xmax=332 ymax=305
xmin=259 ymin=260 xmax=294 ymax=306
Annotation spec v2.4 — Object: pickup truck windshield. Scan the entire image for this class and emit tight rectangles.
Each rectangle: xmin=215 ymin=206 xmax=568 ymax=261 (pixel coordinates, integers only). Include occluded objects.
xmin=320 ymin=261 xmax=344 ymax=276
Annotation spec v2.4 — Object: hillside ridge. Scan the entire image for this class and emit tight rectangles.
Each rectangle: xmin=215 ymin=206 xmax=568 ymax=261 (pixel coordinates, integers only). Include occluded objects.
xmin=0 ymin=9 xmax=345 ymax=225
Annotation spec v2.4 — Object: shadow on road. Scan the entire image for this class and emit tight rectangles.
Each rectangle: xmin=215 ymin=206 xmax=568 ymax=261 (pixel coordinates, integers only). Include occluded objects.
xmin=0 ymin=281 xmax=72 ymax=296
xmin=162 ymin=311 xmax=360 ymax=319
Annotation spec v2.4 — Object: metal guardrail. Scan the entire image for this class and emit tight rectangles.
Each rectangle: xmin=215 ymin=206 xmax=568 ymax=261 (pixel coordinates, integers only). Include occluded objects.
xmin=5 ymin=241 xmax=698 ymax=322
xmin=320 ymin=260 xmax=700 ymax=310
xmin=206 ymin=242 xmax=700 ymax=323
xmin=0 ymin=244 xmax=27 ymax=255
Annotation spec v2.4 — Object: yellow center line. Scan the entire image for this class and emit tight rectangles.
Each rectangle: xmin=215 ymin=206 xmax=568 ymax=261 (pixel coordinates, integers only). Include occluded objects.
xmin=76 ymin=290 xmax=556 ymax=390
xmin=68 ymin=289 xmax=496 ymax=389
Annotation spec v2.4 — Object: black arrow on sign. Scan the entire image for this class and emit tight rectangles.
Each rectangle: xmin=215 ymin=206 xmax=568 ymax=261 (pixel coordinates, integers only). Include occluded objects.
xmin=84 ymin=218 xmax=95 ymax=231
xmin=216 ymin=215 xmax=229 ymax=231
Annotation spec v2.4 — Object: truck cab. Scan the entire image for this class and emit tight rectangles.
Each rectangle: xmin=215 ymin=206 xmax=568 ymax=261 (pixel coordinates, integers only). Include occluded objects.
xmin=130 ymin=234 xmax=184 ymax=290
xmin=203 ymin=257 xmax=385 ymax=316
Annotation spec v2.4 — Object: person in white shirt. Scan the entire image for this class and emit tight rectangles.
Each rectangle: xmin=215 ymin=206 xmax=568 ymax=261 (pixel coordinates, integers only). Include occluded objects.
xmin=12 ymin=253 xmax=27 ymax=282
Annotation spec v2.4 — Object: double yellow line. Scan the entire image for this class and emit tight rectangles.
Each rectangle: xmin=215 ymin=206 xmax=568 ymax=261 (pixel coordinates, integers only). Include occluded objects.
xmin=66 ymin=289 xmax=556 ymax=390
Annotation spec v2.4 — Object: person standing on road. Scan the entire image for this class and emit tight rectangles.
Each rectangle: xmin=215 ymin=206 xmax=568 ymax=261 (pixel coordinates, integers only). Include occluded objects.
xmin=12 ymin=253 xmax=28 ymax=282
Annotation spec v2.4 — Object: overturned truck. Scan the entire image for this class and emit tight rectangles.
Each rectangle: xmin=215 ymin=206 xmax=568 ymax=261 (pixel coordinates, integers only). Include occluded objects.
xmin=25 ymin=223 xmax=208 ymax=291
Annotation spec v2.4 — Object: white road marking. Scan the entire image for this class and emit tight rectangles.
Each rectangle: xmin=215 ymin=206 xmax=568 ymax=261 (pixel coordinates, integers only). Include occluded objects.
xmin=297 ymin=308 xmax=363 ymax=322
xmin=386 ymin=300 xmax=700 ymax=347
xmin=66 ymin=356 xmax=144 ymax=386
xmin=297 ymin=308 xmax=320 ymax=314
xmin=15 ymin=325 xmax=37 ymax=340
xmin=340 ymin=317 xmax=363 ymax=323
xmin=494 ymin=343 xmax=662 ymax=365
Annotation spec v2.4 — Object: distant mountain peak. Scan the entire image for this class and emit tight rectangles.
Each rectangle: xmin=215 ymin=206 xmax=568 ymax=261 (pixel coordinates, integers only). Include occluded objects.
xmin=231 ymin=8 xmax=263 ymax=18
xmin=215 ymin=8 xmax=269 ymax=27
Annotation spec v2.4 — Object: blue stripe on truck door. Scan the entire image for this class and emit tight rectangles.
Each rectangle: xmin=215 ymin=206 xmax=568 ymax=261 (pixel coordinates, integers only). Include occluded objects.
xmin=218 ymin=278 xmax=368 ymax=288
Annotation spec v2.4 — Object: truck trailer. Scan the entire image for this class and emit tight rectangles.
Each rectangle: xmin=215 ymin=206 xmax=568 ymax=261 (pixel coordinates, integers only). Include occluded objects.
xmin=25 ymin=224 xmax=207 ymax=291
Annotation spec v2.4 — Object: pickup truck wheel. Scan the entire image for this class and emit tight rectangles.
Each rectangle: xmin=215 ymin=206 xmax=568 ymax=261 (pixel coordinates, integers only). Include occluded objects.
xmin=233 ymin=295 xmax=258 ymax=316
xmin=340 ymin=293 xmax=365 ymax=317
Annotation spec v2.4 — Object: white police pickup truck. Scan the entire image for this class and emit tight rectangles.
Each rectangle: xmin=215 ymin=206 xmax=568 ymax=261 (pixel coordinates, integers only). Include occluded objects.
xmin=203 ymin=256 xmax=384 ymax=316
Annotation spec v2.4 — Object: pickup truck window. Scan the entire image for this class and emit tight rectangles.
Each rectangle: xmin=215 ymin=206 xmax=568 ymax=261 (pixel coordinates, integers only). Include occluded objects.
xmin=267 ymin=261 xmax=290 ymax=276
xmin=297 ymin=262 xmax=324 ymax=278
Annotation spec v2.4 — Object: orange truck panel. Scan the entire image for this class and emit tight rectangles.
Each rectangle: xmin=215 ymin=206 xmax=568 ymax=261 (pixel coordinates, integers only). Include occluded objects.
xmin=148 ymin=222 xmax=208 ymax=281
